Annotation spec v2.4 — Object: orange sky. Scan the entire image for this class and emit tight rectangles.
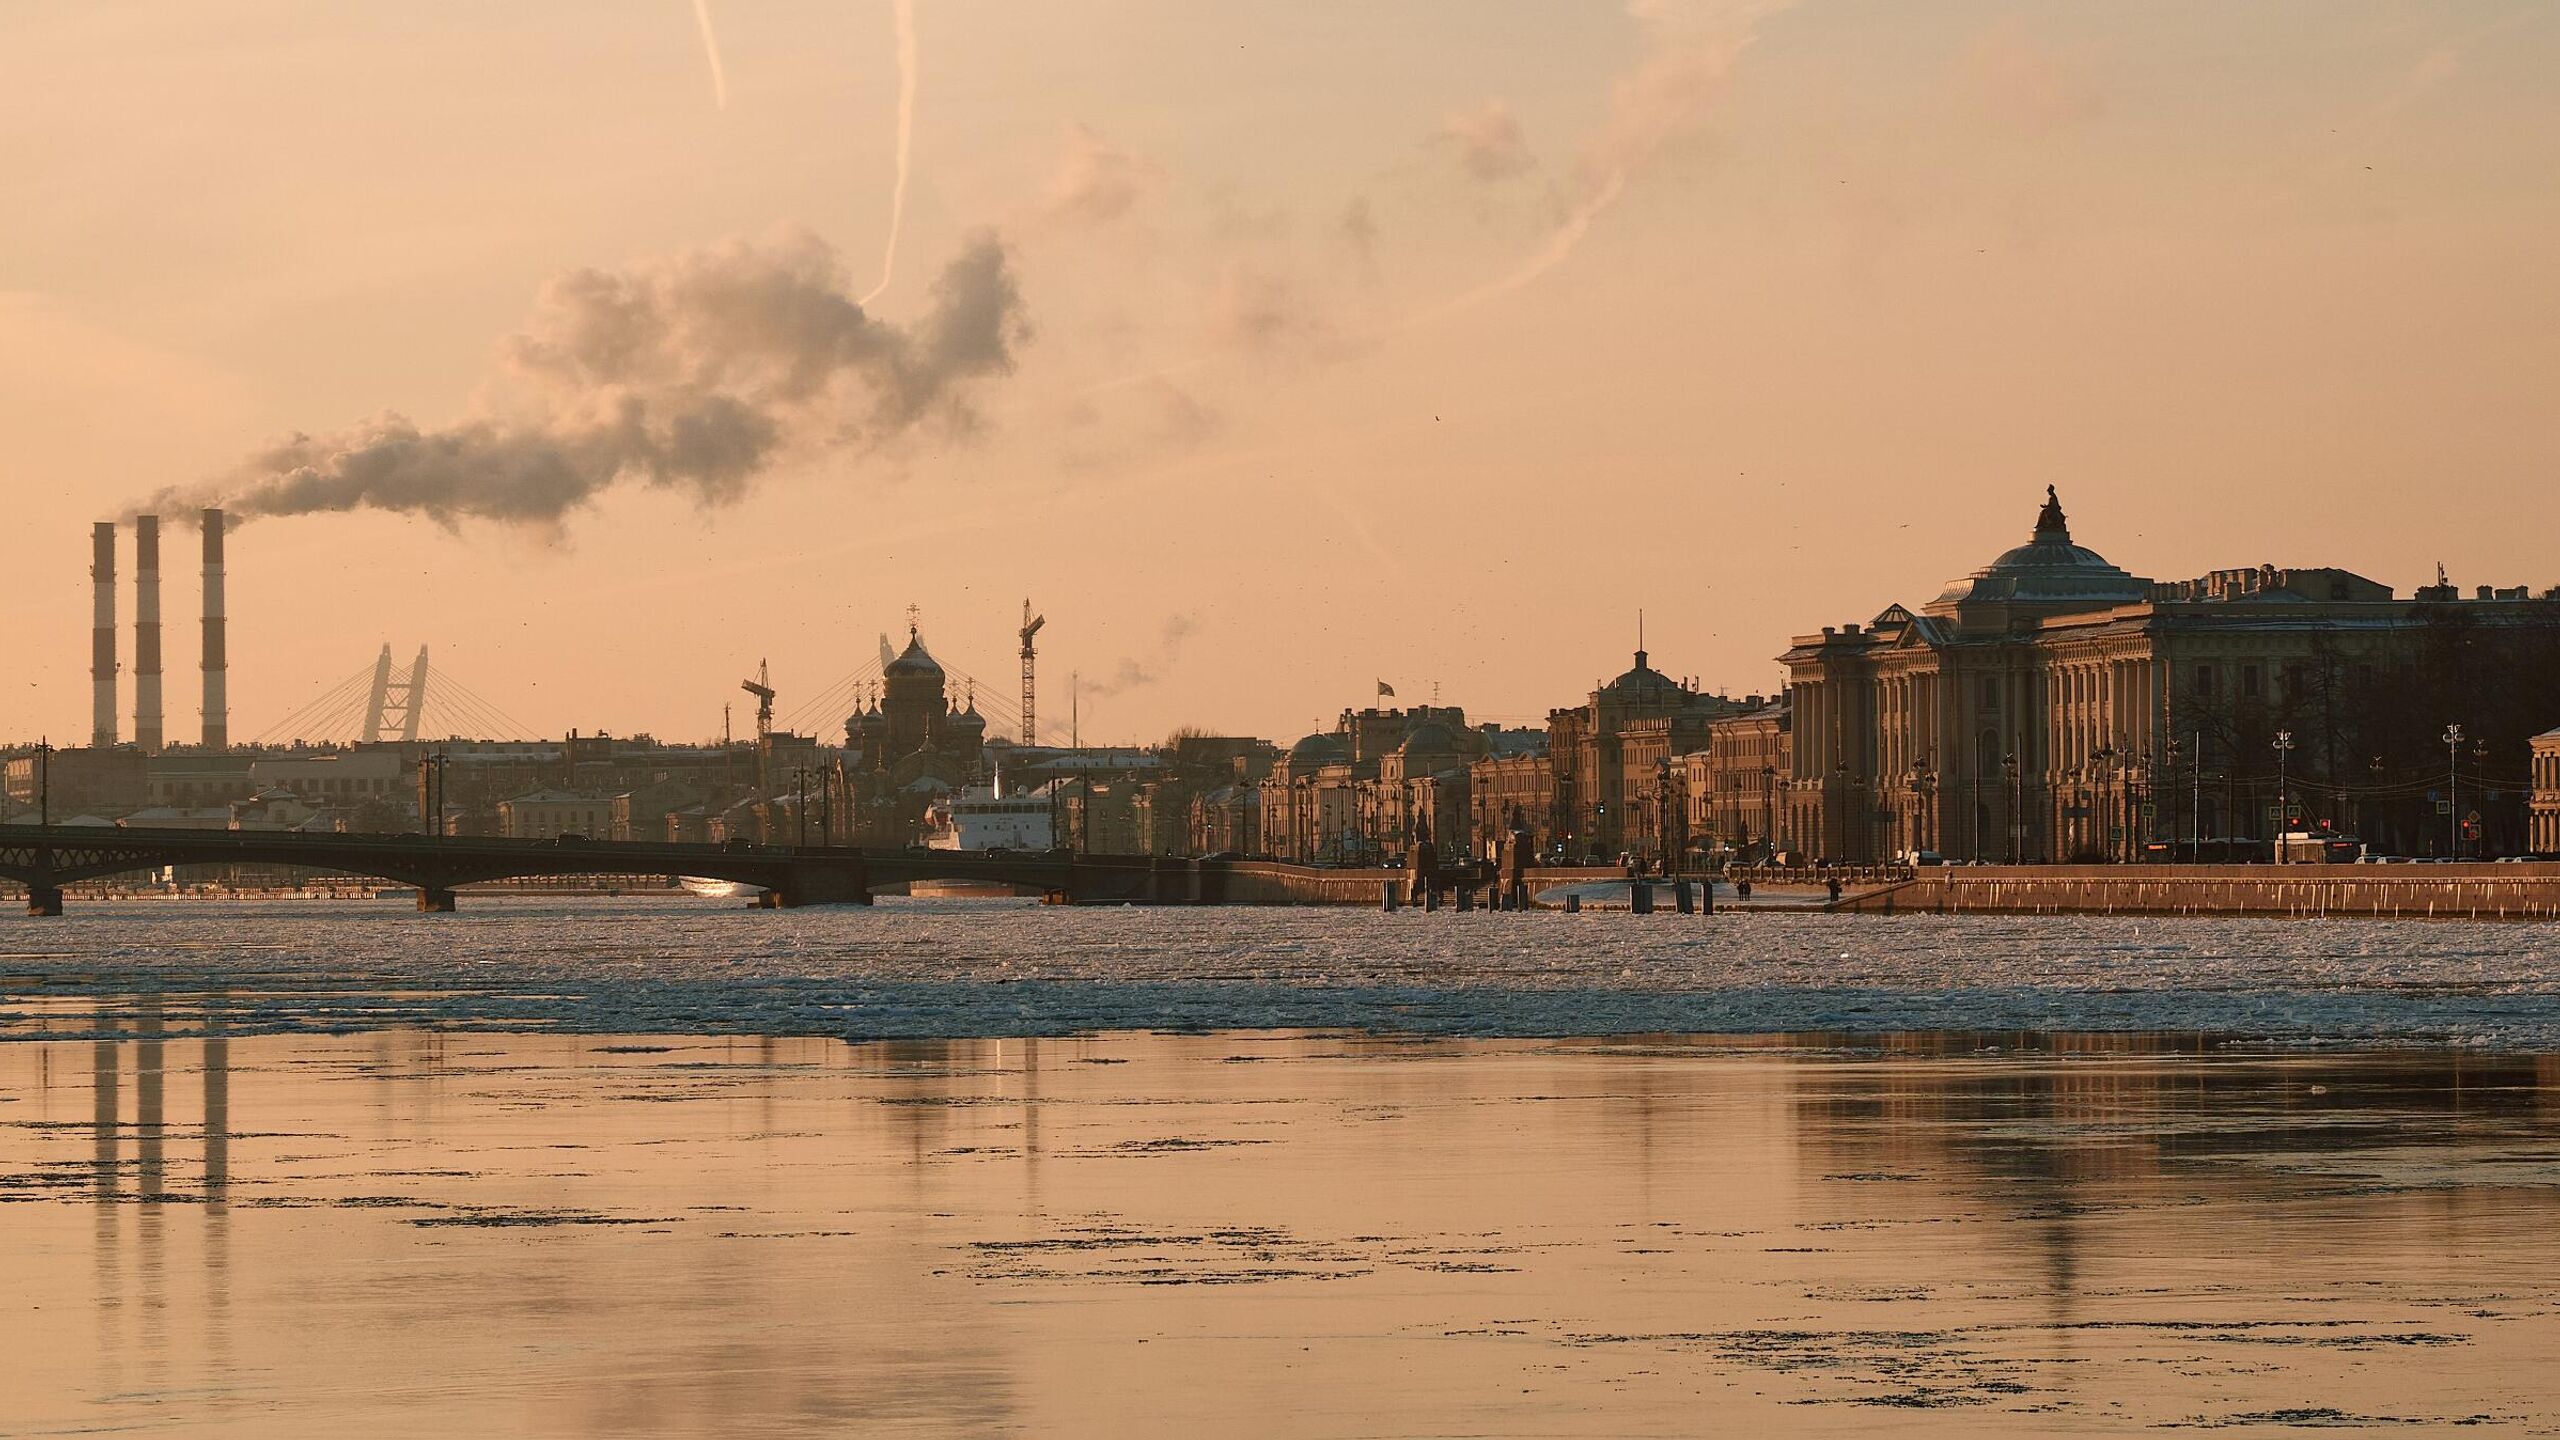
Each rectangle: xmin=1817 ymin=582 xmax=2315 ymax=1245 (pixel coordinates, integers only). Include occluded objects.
xmin=4 ymin=1 xmax=2555 ymax=746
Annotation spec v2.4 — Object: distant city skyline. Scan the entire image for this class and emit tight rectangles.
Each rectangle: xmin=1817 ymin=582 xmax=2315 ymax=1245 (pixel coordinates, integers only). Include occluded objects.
xmin=5 ymin=1 xmax=2555 ymax=744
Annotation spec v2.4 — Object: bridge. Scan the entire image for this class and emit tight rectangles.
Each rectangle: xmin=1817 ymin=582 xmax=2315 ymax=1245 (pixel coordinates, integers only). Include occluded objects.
xmin=0 ymin=825 xmax=1179 ymax=914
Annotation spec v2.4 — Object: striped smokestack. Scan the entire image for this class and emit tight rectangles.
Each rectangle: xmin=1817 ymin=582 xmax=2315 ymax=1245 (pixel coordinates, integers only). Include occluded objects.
xmin=91 ymin=521 xmax=118 ymax=748
xmin=201 ymin=507 xmax=228 ymax=751
xmin=134 ymin=515 xmax=164 ymax=752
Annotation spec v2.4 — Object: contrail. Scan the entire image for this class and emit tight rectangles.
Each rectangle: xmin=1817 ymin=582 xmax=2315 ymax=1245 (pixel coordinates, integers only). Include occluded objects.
xmin=860 ymin=0 xmax=918 ymax=305
xmin=690 ymin=0 xmax=729 ymax=109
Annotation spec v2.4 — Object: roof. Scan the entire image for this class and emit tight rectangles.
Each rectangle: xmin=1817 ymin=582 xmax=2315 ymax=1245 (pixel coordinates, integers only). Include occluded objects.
xmin=1286 ymin=732 xmax=1348 ymax=765
xmin=884 ymin=629 xmax=944 ymax=677
xmin=1397 ymin=721 xmax=1456 ymax=757
xmin=1927 ymin=487 xmax=2150 ymax=616
xmin=1598 ymin=650 xmax=1685 ymax=704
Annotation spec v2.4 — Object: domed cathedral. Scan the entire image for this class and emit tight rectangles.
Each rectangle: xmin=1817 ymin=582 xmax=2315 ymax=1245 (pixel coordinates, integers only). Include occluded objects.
xmin=845 ymin=623 xmax=989 ymax=844
xmin=1772 ymin=486 xmax=2520 ymax=865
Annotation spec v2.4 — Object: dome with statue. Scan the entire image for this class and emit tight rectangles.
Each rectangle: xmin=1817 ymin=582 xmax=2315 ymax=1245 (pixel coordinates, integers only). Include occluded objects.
xmin=1927 ymin=486 xmax=2152 ymax=617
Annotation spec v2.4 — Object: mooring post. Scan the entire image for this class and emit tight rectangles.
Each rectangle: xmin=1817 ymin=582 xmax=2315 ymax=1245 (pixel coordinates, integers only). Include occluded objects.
xmin=1701 ymin=879 xmax=1715 ymax=914
xmin=1564 ymin=893 xmax=1581 ymax=914
xmin=1632 ymin=881 xmax=1654 ymax=916
xmin=1673 ymin=879 xmax=1694 ymax=914
xmin=1455 ymin=884 xmax=1473 ymax=913
xmin=1380 ymin=881 xmax=1399 ymax=913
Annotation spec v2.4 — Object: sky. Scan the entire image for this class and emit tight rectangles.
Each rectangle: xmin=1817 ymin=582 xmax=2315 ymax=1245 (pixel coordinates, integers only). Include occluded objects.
xmin=3 ymin=0 xmax=2555 ymax=748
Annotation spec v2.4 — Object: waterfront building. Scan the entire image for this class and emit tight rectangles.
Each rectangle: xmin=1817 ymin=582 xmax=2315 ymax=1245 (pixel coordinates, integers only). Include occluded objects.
xmin=1695 ymin=699 xmax=1792 ymax=859
xmin=495 ymin=789 xmax=617 ymax=840
xmin=1258 ymin=707 xmax=1488 ymax=863
xmin=1780 ymin=489 xmax=2560 ymax=862
xmin=3 ymin=747 xmax=147 ymax=820
xmin=1546 ymin=652 xmax=1754 ymax=863
xmin=1466 ymin=740 xmax=1553 ymax=860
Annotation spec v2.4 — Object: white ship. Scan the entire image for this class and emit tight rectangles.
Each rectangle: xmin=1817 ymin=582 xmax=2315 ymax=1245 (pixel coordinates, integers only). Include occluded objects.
xmin=922 ymin=775 xmax=1055 ymax=853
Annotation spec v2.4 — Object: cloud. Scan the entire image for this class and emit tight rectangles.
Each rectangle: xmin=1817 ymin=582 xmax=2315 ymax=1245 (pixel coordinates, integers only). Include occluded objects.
xmin=1437 ymin=100 xmax=1537 ymax=182
xmin=1082 ymin=614 xmax=1198 ymax=698
xmin=1337 ymin=195 xmax=1380 ymax=264
xmin=1041 ymin=123 xmax=1156 ymax=227
xmin=139 ymin=230 xmax=1028 ymax=533
xmin=1202 ymin=260 xmax=1324 ymax=353
xmin=1419 ymin=0 xmax=1794 ymax=319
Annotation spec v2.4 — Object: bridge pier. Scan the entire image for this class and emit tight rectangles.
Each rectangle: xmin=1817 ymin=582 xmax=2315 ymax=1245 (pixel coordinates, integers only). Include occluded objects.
xmin=416 ymin=886 xmax=457 ymax=913
xmin=773 ymin=855 xmax=873 ymax=908
xmin=26 ymin=885 xmax=63 ymax=917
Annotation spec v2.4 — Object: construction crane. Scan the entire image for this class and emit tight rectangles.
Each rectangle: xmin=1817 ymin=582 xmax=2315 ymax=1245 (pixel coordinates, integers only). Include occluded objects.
xmin=740 ymin=659 xmax=776 ymax=739
xmin=1019 ymin=600 xmax=1046 ymax=746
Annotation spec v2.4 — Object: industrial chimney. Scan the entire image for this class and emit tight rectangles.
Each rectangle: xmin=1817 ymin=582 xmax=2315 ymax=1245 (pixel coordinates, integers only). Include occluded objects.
xmin=201 ymin=507 xmax=228 ymax=751
xmin=134 ymin=515 xmax=164 ymax=752
xmin=91 ymin=521 xmax=118 ymax=748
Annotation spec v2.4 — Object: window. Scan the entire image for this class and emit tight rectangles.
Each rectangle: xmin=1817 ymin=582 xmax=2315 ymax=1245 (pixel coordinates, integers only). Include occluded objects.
xmin=2195 ymin=665 xmax=2216 ymax=695
xmin=2243 ymin=665 xmax=2261 ymax=698
xmin=1981 ymin=678 xmax=1999 ymax=709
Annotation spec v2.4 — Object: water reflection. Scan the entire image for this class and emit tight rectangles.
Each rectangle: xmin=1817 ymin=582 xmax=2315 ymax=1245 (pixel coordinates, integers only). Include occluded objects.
xmin=8 ymin=1021 xmax=2560 ymax=1435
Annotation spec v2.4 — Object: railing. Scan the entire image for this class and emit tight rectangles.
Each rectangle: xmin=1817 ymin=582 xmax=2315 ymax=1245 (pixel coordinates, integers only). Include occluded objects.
xmin=1729 ymin=864 xmax=1917 ymax=886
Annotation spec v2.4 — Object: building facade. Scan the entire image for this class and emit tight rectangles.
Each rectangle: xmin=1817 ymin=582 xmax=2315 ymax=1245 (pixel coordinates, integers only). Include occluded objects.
xmin=1781 ymin=488 xmax=2560 ymax=862
xmin=1546 ymin=652 xmax=1752 ymax=862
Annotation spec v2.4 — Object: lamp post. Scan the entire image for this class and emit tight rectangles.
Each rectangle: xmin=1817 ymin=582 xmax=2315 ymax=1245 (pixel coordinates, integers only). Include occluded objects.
xmin=2190 ymin=730 xmax=2204 ymax=860
xmin=34 ymin=738 xmax=52 ymax=829
xmin=2002 ymin=752 xmax=2021 ymax=863
xmin=2091 ymin=745 xmax=2115 ymax=861
xmin=2444 ymin=723 xmax=2464 ymax=859
xmin=2163 ymin=737 xmax=2183 ymax=860
xmin=419 ymin=749 xmax=449 ymax=840
xmin=2271 ymin=730 xmax=2295 ymax=864
xmin=1760 ymin=765 xmax=1778 ymax=864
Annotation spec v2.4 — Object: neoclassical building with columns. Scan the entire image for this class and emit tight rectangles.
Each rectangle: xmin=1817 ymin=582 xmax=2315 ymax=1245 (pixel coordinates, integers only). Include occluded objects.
xmin=1779 ymin=488 xmax=2560 ymax=863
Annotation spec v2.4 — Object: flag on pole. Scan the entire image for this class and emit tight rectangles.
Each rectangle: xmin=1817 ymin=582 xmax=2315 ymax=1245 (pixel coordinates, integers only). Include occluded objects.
xmin=1376 ymin=680 xmax=1395 ymax=698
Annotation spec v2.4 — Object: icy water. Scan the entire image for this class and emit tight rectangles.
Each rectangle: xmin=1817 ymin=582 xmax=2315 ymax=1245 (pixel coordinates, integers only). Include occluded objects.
xmin=8 ymin=1028 xmax=2560 ymax=1435
xmin=4 ymin=895 xmax=2560 ymax=1043
xmin=6 ymin=900 xmax=2560 ymax=1435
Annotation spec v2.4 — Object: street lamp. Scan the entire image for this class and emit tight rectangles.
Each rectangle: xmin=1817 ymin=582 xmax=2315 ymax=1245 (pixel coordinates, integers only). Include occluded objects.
xmin=2444 ymin=723 xmax=2464 ymax=859
xmin=2272 ymin=730 xmax=2295 ymax=864
xmin=33 ymin=738 xmax=52 ymax=829
xmin=2163 ymin=736 xmax=2183 ymax=860
xmin=2091 ymin=744 xmax=2116 ymax=861
xmin=1760 ymin=765 xmax=1778 ymax=863
xmin=2001 ymin=752 xmax=2021 ymax=863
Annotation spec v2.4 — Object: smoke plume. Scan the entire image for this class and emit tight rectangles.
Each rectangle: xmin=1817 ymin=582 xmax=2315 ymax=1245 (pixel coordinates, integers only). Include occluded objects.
xmin=1426 ymin=0 xmax=1792 ymax=318
xmin=860 ymin=0 xmax=919 ymax=304
xmin=141 ymin=230 xmax=1026 ymax=532
xmin=690 ymin=0 xmax=729 ymax=110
